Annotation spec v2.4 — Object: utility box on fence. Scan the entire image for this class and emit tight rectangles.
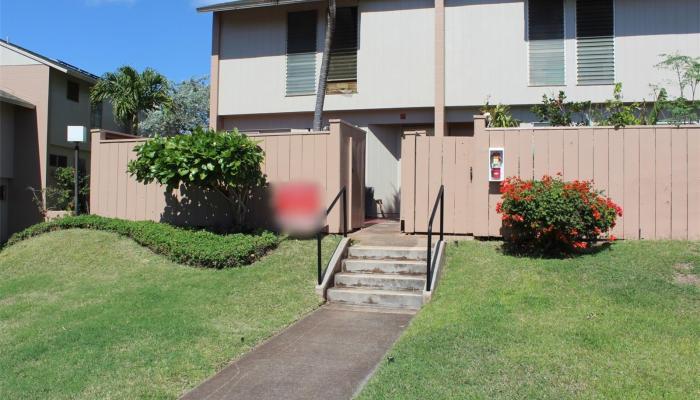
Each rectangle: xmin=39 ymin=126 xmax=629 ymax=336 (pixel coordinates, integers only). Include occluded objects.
xmin=489 ymin=148 xmax=504 ymax=182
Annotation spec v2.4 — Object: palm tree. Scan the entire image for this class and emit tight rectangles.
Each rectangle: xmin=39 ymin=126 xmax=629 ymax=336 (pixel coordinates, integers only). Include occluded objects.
xmin=91 ymin=66 xmax=171 ymax=135
xmin=313 ymin=0 xmax=336 ymax=132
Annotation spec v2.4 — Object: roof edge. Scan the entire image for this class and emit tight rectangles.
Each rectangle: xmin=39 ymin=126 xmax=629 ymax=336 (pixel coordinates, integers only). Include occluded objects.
xmin=197 ymin=0 xmax=320 ymax=13
xmin=0 ymin=40 xmax=99 ymax=84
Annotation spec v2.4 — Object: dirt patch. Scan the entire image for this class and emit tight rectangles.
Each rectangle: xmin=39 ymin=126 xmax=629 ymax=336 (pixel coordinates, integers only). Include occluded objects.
xmin=673 ymin=263 xmax=693 ymax=272
xmin=673 ymin=272 xmax=700 ymax=288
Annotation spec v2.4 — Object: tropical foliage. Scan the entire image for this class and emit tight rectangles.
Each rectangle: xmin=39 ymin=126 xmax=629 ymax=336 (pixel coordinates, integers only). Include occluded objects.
xmin=127 ymin=128 xmax=266 ymax=229
xmin=497 ymin=174 xmax=622 ymax=255
xmin=481 ymin=101 xmax=520 ymax=128
xmin=531 ymin=91 xmax=592 ymax=126
xmin=140 ymin=76 xmax=209 ymax=136
xmin=90 ymin=66 xmax=171 ymax=134
xmin=30 ymin=167 xmax=89 ymax=215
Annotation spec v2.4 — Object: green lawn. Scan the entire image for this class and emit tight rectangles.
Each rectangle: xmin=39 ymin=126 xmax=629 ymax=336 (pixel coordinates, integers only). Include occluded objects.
xmin=0 ymin=229 xmax=338 ymax=399
xmin=358 ymin=241 xmax=700 ymax=400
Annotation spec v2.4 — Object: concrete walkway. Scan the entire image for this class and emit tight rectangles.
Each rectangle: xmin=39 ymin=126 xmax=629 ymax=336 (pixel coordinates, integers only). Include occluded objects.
xmin=181 ymin=305 xmax=413 ymax=400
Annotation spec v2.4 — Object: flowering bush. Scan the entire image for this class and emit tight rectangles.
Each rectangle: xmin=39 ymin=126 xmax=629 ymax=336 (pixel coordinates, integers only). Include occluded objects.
xmin=497 ymin=174 xmax=622 ymax=255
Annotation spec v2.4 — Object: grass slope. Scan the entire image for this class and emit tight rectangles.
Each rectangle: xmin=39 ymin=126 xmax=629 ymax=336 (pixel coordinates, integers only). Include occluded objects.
xmin=358 ymin=241 xmax=700 ymax=400
xmin=0 ymin=229 xmax=338 ymax=399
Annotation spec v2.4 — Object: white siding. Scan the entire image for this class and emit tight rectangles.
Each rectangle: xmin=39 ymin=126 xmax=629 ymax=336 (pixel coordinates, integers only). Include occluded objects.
xmin=446 ymin=0 xmax=700 ymax=107
xmin=0 ymin=46 xmax=40 ymax=66
xmin=217 ymin=0 xmax=435 ymax=116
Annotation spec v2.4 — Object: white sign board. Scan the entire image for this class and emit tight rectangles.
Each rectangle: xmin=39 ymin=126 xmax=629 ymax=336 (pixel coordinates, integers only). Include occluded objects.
xmin=67 ymin=126 xmax=88 ymax=143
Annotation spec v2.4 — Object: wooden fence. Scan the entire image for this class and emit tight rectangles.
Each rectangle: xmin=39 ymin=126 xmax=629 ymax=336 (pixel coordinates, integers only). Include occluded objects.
xmin=401 ymin=116 xmax=700 ymax=240
xmin=90 ymin=120 xmax=365 ymax=233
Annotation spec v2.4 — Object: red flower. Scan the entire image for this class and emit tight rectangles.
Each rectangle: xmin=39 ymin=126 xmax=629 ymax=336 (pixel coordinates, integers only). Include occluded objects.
xmin=609 ymin=235 xmax=617 ymax=242
xmin=573 ymin=241 xmax=588 ymax=249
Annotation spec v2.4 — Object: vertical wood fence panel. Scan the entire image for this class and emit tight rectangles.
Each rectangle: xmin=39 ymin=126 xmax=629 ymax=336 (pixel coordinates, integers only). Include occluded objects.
xmin=89 ymin=121 xmax=365 ymax=233
xmin=401 ymin=117 xmax=700 ymax=239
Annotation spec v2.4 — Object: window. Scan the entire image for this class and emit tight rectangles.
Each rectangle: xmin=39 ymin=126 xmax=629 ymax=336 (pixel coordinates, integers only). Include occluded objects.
xmin=49 ymin=154 xmax=68 ymax=168
xmin=286 ymin=10 xmax=318 ymax=96
xmin=528 ymin=0 xmax=565 ymax=86
xmin=91 ymin=101 xmax=103 ymax=129
xmin=327 ymin=6 xmax=358 ymax=90
xmin=67 ymin=81 xmax=80 ymax=102
xmin=576 ymin=0 xmax=614 ymax=85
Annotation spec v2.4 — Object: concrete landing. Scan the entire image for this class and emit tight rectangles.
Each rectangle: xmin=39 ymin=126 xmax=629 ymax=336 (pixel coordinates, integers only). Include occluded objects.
xmin=349 ymin=220 xmax=427 ymax=247
xmin=180 ymin=306 xmax=413 ymax=400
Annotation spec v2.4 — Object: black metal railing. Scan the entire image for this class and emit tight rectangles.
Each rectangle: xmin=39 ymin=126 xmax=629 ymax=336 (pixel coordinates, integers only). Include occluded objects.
xmin=317 ymin=187 xmax=348 ymax=284
xmin=426 ymin=185 xmax=444 ymax=291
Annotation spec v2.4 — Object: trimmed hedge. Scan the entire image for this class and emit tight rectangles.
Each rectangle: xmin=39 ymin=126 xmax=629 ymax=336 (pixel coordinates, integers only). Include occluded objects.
xmin=4 ymin=215 xmax=279 ymax=269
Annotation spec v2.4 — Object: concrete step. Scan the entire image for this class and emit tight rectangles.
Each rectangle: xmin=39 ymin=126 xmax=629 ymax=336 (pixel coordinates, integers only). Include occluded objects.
xmin=334 ymin=272 xmax=426 ymax=291
xmin=347 ymin=246 xmax=427 ymax=261
xmin=327 ymin=288 xmax=423 ymax=310
xmin=343 ymin=259 xmax=426 ymax=275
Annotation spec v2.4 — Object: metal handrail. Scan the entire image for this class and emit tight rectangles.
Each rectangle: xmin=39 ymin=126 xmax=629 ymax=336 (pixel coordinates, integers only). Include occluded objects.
xmin=317 ymin=187 xmax=348 ymax=284
xmin=426 ymin=185 xmax=444 ymax=291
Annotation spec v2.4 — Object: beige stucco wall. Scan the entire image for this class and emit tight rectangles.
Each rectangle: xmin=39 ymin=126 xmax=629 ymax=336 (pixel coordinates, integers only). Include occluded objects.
xmin=445 ymin=0 xmax=700 ymax=106
xmin=0 ymin=64 xmax=50 ymax=188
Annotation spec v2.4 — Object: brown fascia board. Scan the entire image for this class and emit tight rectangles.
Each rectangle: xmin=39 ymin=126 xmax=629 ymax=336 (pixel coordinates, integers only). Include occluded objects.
xmin=197 ymin=0 xmax=321 ymax=13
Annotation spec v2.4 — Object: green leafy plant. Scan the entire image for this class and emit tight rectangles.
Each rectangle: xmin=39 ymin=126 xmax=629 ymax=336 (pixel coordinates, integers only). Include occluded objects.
xmin=531 ymin=91 xmax=592 ymax=126
xmin=597 ymin=83 xmax=642 ymax=128
xmin=140 ymin=76 xmax=210 ymax=136
xmin=639 ymin=87 xmax=669 ymax=125
xmin=652 ymin=53 xmax=700 ymax=125
xmin=127 ymin=127 xmax=266 ymax=230
xmin=497 ymin=174 xmax=622 ymax=256
xmin=481 ymin=100 xmax=520 ymax=128
xmin=29 ymin=167 xmax=89 ymax=215
xmin=5 ymin=215 xmax=279 ymax=268
xmin=91 ymin=66 xmax=172 ymax=134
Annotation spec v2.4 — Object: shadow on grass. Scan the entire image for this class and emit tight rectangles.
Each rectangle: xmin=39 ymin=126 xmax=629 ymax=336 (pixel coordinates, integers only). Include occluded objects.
xmin=497 ymin=240 xmax=613 ymax=259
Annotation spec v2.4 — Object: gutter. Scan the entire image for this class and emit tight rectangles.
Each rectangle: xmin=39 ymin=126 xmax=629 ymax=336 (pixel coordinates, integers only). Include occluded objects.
xmin=197 ymin=0 xmax=321 ymax=13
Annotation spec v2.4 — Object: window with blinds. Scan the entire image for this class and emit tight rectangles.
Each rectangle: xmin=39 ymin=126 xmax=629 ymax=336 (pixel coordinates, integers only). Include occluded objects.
xmin=576 ymin=0 xmax=614 ymax=85
xmin=286 ymin=10 xmax=317 ymax=96
xmin=328 ymin=7 xmax=358 ymax=83
xmin=528 ymin=0 xmax=565 ymax=86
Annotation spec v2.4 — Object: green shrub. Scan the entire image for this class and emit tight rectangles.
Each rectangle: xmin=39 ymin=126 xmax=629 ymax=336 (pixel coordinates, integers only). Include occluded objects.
xmin=497 ymin=175 xmax=622 ymax=256
xmin=480 ymin=101 xmax=520 ymax=128
xmin=531 ymin=91 xmax=592 ymax=126
xmin=127 ymin=127 xmax=266 ymax=230
xmin=5 ymin=215 xmax=279 ymax=269
xmin=596 ymin=83 xmax=642 ymax=128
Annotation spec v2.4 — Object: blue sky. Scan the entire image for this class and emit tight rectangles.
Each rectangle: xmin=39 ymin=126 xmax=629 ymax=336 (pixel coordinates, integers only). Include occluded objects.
xmin=0 ymin=0 xmax=226 ymax=82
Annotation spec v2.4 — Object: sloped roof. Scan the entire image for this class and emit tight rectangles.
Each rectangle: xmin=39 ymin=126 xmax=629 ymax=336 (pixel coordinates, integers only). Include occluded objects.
xmin=0 ymin=40 xmax=99 ymax=84
xmin=0 ymin=89 xmax=35 ymax=109
xmin=197 ymin=0 xmax=320 ymax=13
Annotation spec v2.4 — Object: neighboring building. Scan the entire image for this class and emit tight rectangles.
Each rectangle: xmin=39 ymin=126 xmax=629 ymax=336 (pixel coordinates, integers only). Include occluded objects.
xmin=0 ymin=40 xmax=121 ymax=243
xmin=199 ymin=0 xmax=700 ymax=218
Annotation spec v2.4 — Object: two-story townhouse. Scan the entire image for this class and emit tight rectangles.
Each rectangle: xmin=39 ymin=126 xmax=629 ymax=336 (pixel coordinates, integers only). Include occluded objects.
xmin=199 ymin=0 xmax=700 ymax=218
xmin=0 ymin=40 xmax=122 ymax=242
